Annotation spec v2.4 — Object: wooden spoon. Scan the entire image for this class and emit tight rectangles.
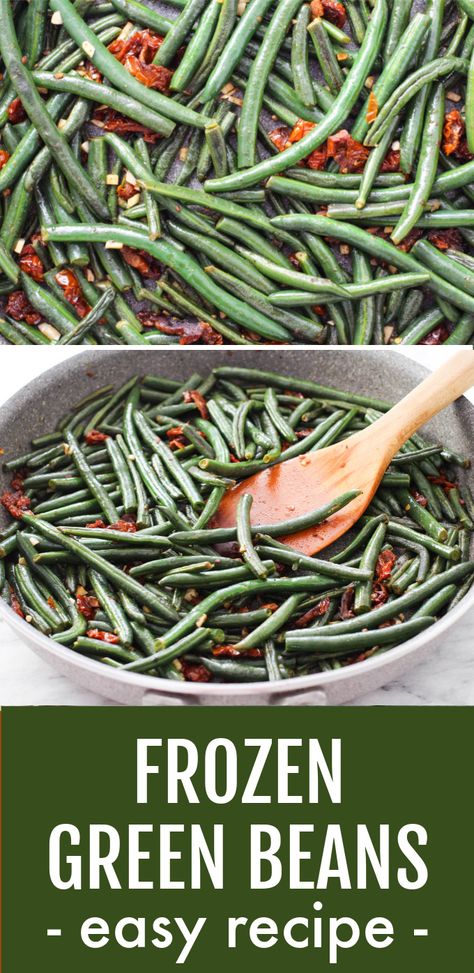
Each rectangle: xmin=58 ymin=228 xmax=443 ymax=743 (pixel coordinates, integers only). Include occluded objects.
xmin=212 ymin=349 xmax=474 ymax=555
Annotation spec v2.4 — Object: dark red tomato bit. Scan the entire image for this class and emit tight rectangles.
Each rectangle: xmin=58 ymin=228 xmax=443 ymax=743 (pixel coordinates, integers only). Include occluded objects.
xmin=121 ymin=246 xmax=161 ymax=277
xmin=86 ymin=629 xmax=120 ymax=644
xmin=0 ymin=490 xmax=31 ymax=519
xmin=311 ymin=0 xmax=346 ymax=28
xmin=10 ymin=469 xmax=26 ymax=492
xmin=381 ymin=147 xmax=400 ymax=172
xmin=339 ymin=585 xmax=355 ymax=619
xmin=427 ymin=471 xmax=457 ymax=492
xmin=375 ymin=549 xmax=396 ymax=581
xmin=79 ymin=61 xmax=103 ymax=82
xmin=76 ymin=594 xmax=100 ymax=620
xmin=7 ymin=97 xmax=27 ymax=124
xmin=427 ymin=229 xmax=463 ymax=251
xmin=181 ymin=661 xmax=212 ymax=682
xmin=55 ymin=269 xmax=91 ymax=318
xmin=86 ymin=519 xmax=107 ymax=529
xmin=307 ymin=145 xmax=328 ymax=170
xmin=371 ymin=582 xmax=389 ymax=607
xmin=84 ymin=429 xmax=109 ymax=445
xmin=166 ymin=426 xmax=186 ymax=450
xmin=293 ymin=596 xmax=331 ymax=628
xmin=421 ymin=324 xmax=450 ymax=345
xmin=183 ymin=389 xmax=208 ymax=419
xmin=395 ymin=227 xmax=423 ymax=252
xmin=268 ymin=126 xmax=291 ymax=152
xmin=9 ymin=587 xmax=25 ymax=618
xmin=92 ymin=106 xmax=162 ymax=143
xmin=5 ymin=290 xmax=42 ymax=325
xmin=18 ymin=243 xmax=44 ymax=282
xmin=411 ymin=489 xmax=428 ymax=507
xmin=0 ymin=148 xmax=10 ymax=170
xmin=327 ymin=129 xmax=369 ymax=173
xmin=137 ymin=311 xmax=222 ymax=345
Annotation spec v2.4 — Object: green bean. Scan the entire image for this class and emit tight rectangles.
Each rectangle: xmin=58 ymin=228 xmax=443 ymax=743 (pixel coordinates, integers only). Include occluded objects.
xmin=391 ymin=84 xmax=445 ymax=245
xmin=291 ymin=4 xmax=314 ymax=107
xmin=285 ymin=616 xmax=434 ymax=654
xmin=237 ymin=494 xmax=269 ymax=579
xmin=308 ymin=17 xmax=344 ymax=96
xmin=171 ymin=1 xmax=221 ymax=92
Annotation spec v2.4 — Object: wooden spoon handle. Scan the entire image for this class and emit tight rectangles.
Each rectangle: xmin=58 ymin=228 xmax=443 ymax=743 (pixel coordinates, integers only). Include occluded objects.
xmin=362 ymin=348 xmax=474 ymax=459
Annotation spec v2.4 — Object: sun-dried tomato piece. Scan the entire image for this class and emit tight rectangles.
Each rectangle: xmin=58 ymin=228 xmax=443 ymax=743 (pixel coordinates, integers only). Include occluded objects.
xmin=84 ymin=429 xmax=109 ymax=445
xmin=164 ymin=426 xmax=185 ymax=450
xmin=288 ymin=118 xmax=316 ymax=143
xmin=307 ymin=145 xmax=328 ymax=169
xmin=123 ymin=54 xmax=172 ymax=90
xmin=1 ymin=490 xmax=31 ymax=519
xmin=427 ymin=228 xmax=463 ymax=251
xmin=137 ymin=310 xmax=223 ymax=345
xmin=55 ymin=269 xmax=90 ymax=318
xmin=375 ymin=549 xmax=396 ymax=582
xmin=183 ymin=389 xmax=208 ymax=419
xmin=327 ymin=129 xmax=369 ymax=173
xmin=381 ymin=147 xmax=400 ymax=172
xmin=10 ymin=470 xmax=26 ymax=492
xmin=108 ymin=28 xmax=164 ymax=63
xmin=180 ymin=661 xmax=212 ymax=682
xmin=5 ymin=290 xmax=42 ymax=325
xmin=9 ymin=587 xmax=24 ymax=618
xmin=313 ymin=0 xmax=346 ymax=28
xmin=86 ymin=519 xmax=107 ymax=529
xmin=339 ymin=585 xmax=355 ymax=619
xmin=366 ymin=91 xmax=378 ymax=125
xmin=76 ymin=594 xmax=100 ymax=621
xmin=117 ymin=178 xmax=138 ymax=201
xmin=0 ymin=148 xmax=10 ymax=170
xmin=18 ymin=243 xmax=44 ymax=282
xmin=443 ymin=109 xmax=465 ymax=156
xmin=427 ymin=471 xmax=457 ymax=492
xmin=86 ymin=629 xmax=121 ymax=644
xmin=371 ymin=582 xmax=389 ymax=606
xmin=268 ymin=126 xmax=291 ymax=152
xmin=121 ymin=245 xmax=161 ymax=277
xmin=411 ymin=489 xmax=428 ymax=507
xmin=7 ymin=97 xmax=27 ymax=124
xmin=293 ymin=596 xmax=331 ymax=628
xmin=421 ymin=324 xmax=450 ymax=344
xmin=92 ymin=106 xmax=161 ymax=143
xmin=212 ymin=644 xmax=241 ymax=657
xmin=108 ymin=518 xmax=138 ymax=533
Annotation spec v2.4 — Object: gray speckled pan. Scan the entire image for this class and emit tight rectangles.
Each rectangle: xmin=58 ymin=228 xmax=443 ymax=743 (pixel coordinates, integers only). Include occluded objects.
xmin=1 ymin=348 xmax=473 ymax=706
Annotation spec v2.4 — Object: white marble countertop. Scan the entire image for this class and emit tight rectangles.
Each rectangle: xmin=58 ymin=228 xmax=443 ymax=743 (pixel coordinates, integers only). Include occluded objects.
xmin=1 ymin=347 xmax=473 ymax=706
